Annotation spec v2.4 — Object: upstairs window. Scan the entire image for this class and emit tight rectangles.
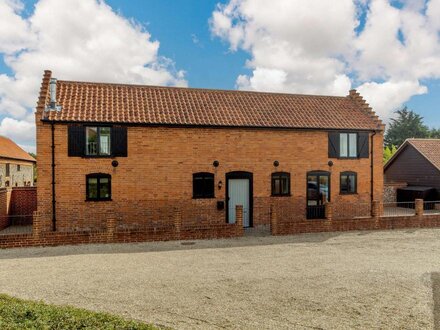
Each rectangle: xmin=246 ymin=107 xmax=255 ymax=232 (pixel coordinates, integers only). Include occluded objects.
xmin=271 ymin=172 xmax=291 ymax=196
xmin=17 ymin=164 xmax=21 ymax=172
xmin=5 ymin=163 xmax=10 ymax=177
xmin=339 ymin=133 xmax=357 ymax=158
xmin=193 ymin=172 xmax=214 ymax=198
xmin=328 ymin=132 xmax=369 ymax=159
xmin=86 ymin=127 xmax=111 ymax=156
xmin=340 ymin=172 xmax=357 ymax=194
xmin=68 ymin=126 xmax=128 ymax=158
xmin=86 ymin=173 xmax=111 ymax=201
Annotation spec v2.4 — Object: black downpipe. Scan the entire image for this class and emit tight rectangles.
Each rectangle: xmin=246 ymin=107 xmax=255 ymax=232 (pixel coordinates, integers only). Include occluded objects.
xmin=370 ymin=131 xmax=377 ymax=203
xmin=51 ymin=122 xmax=56 ymax=231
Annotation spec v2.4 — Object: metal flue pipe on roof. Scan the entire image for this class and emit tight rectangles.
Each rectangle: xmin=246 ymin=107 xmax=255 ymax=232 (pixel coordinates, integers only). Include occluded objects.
xmin=49 ymin=78 xmax=57 ymax=109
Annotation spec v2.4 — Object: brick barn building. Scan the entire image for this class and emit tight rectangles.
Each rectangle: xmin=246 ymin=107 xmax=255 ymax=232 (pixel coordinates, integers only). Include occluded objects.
xmin=35 ymin=70 xmax=384 ymax=234
xmin=0 ymin=136 xmax=35 ymax=188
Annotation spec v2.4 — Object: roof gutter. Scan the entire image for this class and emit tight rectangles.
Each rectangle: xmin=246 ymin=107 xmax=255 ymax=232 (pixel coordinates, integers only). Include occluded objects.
xmin=40 ymin=119 xmax=382 ymax=133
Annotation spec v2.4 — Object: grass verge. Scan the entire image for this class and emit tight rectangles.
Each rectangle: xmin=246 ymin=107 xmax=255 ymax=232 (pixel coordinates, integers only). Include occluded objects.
xmin=0 ymin=294 xmax=158 ymax=329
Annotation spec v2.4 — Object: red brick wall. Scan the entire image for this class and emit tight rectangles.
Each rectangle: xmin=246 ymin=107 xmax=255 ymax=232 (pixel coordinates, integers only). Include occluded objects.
xmin=36 ymin=118 xmax=384 ymax=233
xmin=0 ymin=188 xmax=9 ymax=230
xmin=9 ymin=187 xmax=37 ymax=225
xmin=2 ymin=212 xmax=440 ymax=249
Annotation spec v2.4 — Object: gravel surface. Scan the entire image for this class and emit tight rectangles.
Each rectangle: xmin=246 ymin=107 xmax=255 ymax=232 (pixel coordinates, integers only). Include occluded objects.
xmin=1 ymin=229 xmax=440 ymax=329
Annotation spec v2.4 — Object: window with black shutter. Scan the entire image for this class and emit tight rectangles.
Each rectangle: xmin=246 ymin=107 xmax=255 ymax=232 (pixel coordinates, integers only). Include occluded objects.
xmin=85 ymin=127 xmax=111 ymax=156
xmin=328 ymin=132 xmax=369 ymax=159
xmin=68 ymin=125 xmax=127 ymax=157
xmin=193 ymin=172 xmax=215 ymax=198
xmin=86 ymin=173 xmax=111 ymax=201
xmin=340 ymin=171 xmax=357 ymax=194
xmin=271 ymin=172 xmax=291 ymax=196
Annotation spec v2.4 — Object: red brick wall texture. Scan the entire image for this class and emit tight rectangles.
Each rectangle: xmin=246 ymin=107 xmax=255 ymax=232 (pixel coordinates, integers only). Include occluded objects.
xmin=9 ymin=187 xmax=37 ymax=225
xmin=0 ymin=188 xmax=9 ymax=230
xmin=35 ymin=119 xmax=384 ymax=234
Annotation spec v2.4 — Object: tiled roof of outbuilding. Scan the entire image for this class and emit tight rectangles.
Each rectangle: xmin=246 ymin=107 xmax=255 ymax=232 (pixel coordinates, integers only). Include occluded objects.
xmin=37 ymin=70 xmax=384 ymax=131
xmin=0 ymin=136 xmax=35 ymax=163
xmin=406 ymin=139 xmax=440 ymax=171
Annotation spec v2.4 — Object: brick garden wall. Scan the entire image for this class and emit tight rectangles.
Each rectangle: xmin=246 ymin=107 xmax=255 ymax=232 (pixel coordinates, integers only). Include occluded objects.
xmin=3 ymin=204 xmax=440 ymax=249
xmin=9 ymin=187 xmax=37 ymax=225
xmin=0 ymin=206 xmax=245 ymax=249
xmin=0 ymin=188 xmax=10 ymax=230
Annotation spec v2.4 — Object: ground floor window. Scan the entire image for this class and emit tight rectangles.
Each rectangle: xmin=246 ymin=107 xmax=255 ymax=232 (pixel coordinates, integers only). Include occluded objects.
xmin=86 ymin=173 xmax=111 ymax=201
xmin=271 ymin=172 xmax=290 ymax=196
xmin=340 ymin=172 xmax=357 ymax=194
xmin=193 ymin=172 xmax=215 ymax=198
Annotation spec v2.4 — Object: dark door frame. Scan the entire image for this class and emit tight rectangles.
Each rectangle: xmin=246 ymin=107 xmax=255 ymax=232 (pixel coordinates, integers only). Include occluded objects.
xmin=225 ymin=171 xmax=253 ymax=227
xmin=306 ymin=170 xmax=331 ymax=219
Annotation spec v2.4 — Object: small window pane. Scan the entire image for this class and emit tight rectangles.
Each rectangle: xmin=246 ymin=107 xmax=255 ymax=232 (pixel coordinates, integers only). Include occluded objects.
xmin=281 ymin=177 xmax=289 ymax=194
xmin=341 ymin=175 xmax=348 ymax=193
xmin=339 ymin=133 xmax=348 ymax=157
xmin=204 ymin=176 xmax=214 ymax=197
xmin=349 ymin=133 xmax=357 ymax=157
xmin=273 ymin=178 xmax=280 ymax=195
xmin=99 ymin=178 xmax=110 ymax=198
xmin=99 ymin=127 xmax=111 ymax=155
xmin=88 ymin=178 xmax=98 ymax=199
xmin=319 ymin=176 xmax=329 ymax=202
xmin=86 ymin=127 xmax=98 ymax=155
xmin=348 ymin=174 xmax=356 ymax=192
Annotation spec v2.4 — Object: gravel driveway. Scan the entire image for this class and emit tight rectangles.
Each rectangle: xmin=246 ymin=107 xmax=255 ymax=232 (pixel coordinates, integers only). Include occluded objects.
xmin=1 ymin=229 xmax=440 ymax=329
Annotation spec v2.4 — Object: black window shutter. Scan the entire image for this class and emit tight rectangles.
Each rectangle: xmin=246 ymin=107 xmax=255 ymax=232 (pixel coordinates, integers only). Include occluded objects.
xmin=68 ymin=125 xmax=85 ymax=157
xmin=358 ymin=132 xmax=370 ymax=158
xmin=111 ymin=126 xmax=128 ymax=157
xmin=328 ymin=132 xmax=339 ymax=158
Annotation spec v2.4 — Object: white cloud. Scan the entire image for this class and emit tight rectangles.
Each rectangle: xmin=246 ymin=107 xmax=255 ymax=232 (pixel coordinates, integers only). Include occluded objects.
xmin=211 ymin=0 xmax=440 ymax=120
xmin=357 ymin=80 xmax=427 ymax=121
xmin=0 ymin=0 xmax=34 ymax=53
xmin=0 ymin=0 xmax=187 ymax=149
xmin=0 ymin=117 xmax=35 ymax=143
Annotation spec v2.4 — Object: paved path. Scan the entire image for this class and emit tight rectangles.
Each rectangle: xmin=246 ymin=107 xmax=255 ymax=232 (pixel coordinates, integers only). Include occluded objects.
xmin=1 ymin=229 xmax=440 ymax=329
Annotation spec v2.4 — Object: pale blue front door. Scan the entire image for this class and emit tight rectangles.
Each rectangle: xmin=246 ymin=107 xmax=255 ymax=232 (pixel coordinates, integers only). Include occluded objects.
xmin=228 ymin=178 xmax=250 ymax=227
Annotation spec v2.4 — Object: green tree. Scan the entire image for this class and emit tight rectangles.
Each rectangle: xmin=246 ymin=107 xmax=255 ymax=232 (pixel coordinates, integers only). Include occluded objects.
xmin=383 ymin=145 xmax=397 ymax=163
xmin=429 ymin=128 xmax=440 ymax=139
xmin=384 ymin=107 xmax=429 ymax=148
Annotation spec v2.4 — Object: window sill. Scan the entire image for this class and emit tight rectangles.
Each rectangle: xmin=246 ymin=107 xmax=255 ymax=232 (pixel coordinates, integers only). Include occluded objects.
xmin=339 ymin=192 xmax=358 ymax=195
xmin=271 ymin=194 xmax=292 ymax=197
xmin=192 ymin=196 xmax=215 ymax=199
xmin=82 ymin=155 xmax=114 ymax=159
xmin=85 ymin=198 xmax=113 ymax=202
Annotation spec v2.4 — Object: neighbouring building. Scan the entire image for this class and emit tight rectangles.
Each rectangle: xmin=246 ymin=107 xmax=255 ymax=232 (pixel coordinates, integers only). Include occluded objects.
xmin=0 ymin=136 xmax=35 ymax=188
xmin=384 ymin=139 xmax=440 ymax=202
xmin=36 ymin=70 xmax=384 ymax=233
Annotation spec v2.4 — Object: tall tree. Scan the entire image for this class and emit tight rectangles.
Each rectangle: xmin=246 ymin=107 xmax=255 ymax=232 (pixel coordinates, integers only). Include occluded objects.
xmin=384 ymin=107 xmax=429 ymax=147
xmin=383 ymin=145 xmax=397 ymax=163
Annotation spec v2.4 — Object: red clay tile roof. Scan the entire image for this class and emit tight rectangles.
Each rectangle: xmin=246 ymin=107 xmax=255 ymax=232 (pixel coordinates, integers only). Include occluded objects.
xmin=38 ymin=71 xmax=383 ymax=131
xmin=0 ymin=136 xmax=35 ymax=163
xmin=407 ymin=139 xmax=440 ymax=171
